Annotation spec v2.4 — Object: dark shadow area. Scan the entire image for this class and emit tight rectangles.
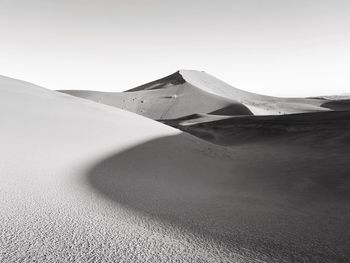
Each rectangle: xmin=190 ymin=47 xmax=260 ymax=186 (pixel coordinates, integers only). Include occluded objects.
xmin=127 ymin=71 xmax=186 ymax=92
xmin=87 ymin=132 xmax=350 ymax=262
xmin=209 ymin=104 xmax=253 ymax=116
xmin=321 ymin=99 xmax=350 ymax=111
xmin=163 ymin=110 xmax=350 ymax=146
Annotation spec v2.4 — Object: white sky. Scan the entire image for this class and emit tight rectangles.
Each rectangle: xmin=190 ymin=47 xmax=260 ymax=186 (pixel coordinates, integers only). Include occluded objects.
xmin=0 ymin=0 xmax=349 ymax=97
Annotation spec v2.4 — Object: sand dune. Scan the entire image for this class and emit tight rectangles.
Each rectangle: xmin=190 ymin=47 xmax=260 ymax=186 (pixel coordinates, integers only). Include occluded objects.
xmin=61 ymin=70 xmax=350 ymax=120
xmin=61 ymin=70 xmax=350 ymax=146
xmin=61 ymin=71 xmax=254 ymax=120
xmin=2 ymin=75 xmax=350 ymax=262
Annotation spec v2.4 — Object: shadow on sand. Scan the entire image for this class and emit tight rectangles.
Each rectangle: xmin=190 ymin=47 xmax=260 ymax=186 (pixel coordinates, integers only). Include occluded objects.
xmin=86 ymin=133 xmax=350 ymax=262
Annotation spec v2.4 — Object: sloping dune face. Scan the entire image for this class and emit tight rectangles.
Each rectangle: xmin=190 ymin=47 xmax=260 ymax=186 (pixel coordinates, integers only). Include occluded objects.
xmin=1 ymin=76 xmax=350 ymax=262
xmin=178 ymin=70 xmax=332 ymax=115
xmin=61 ymin=71 xmax=254 ymax=120
xmin=61 ymin=69 xmax=345 ymax=120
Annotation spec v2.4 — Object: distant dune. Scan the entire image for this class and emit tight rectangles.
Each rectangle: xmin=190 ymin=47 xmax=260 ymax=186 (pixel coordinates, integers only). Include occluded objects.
xmin=1 ymin=74 xmax=350 ymax=262
xmin=60 ymin=69 xmax=350 ymax=144
xmin=61 ymin=70 xmax=350 ymax=118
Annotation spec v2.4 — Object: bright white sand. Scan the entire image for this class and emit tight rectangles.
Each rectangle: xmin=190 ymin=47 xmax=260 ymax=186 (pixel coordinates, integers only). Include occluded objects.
xmin=1 ymin=75 xmax=350 ymax=262
xmin=179 ymin=70 xmax=330 ymax=114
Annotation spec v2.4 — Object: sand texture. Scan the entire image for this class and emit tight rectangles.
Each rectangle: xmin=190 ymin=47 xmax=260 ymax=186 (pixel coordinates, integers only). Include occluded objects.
xmin=1 ymin=74 xmax=350 ymax=262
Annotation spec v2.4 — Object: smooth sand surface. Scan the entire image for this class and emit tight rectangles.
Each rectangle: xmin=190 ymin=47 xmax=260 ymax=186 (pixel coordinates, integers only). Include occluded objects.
xmin=2 ymin=75 xmax=350 ymax=262
xmin=61 ymin=70 xmax=350 ymax=120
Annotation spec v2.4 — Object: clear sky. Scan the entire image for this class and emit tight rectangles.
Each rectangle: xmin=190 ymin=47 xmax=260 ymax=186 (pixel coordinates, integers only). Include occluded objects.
xmin=0 ymin=0 xmax=349 ymax=97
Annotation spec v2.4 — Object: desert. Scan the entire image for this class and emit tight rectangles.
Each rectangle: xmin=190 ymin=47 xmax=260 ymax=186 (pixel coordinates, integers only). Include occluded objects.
xmin=1 ymin=72 xmax=349 ymax=262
